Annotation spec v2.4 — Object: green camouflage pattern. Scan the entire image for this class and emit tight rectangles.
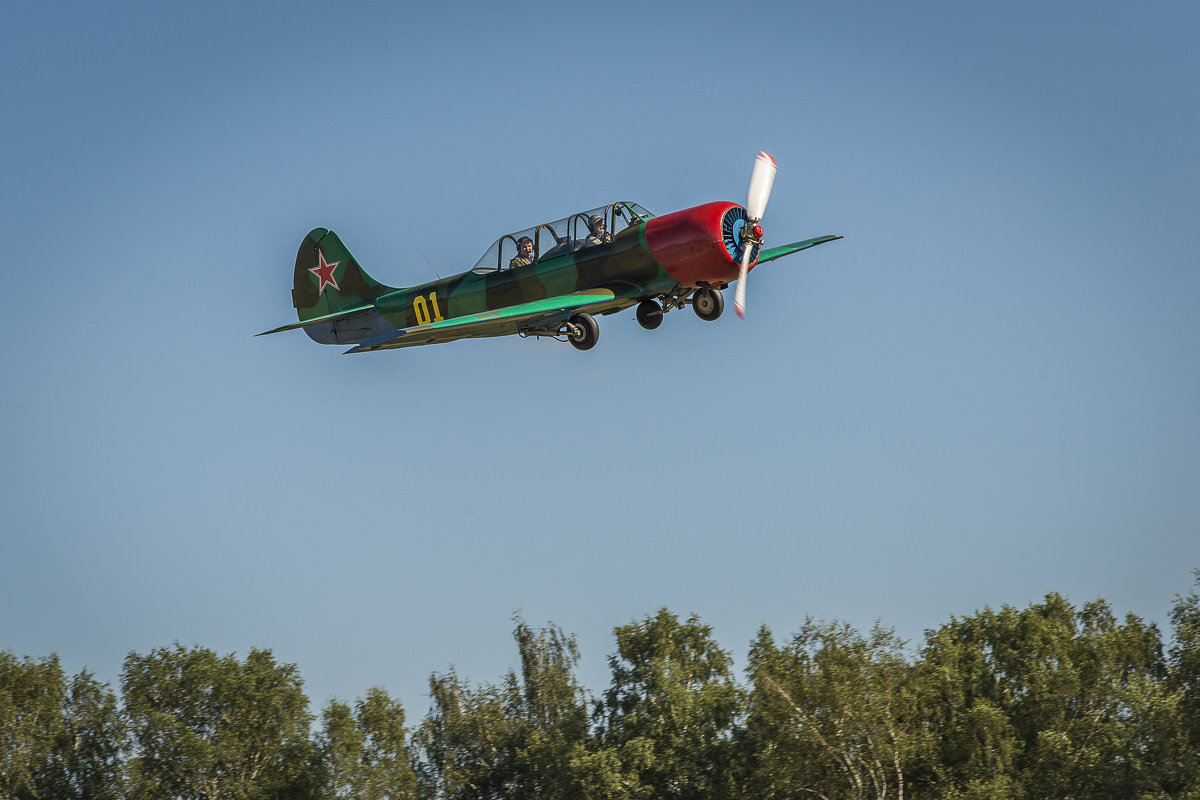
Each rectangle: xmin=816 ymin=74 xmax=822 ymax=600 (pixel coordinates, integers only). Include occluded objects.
xmin=271 ymin=218 xmax=678 ymax=350
xmin=345 ymin=288 xmax=637 ymax=353
xmin=292 ymin=228 xmax=388 ymax=317
xmin=260 ymin=201 xmax=842 ymax=352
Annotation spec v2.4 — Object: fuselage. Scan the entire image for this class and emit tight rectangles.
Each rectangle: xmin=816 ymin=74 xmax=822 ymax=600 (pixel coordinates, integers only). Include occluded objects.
xmin=265 ymin=162 xmax=843 ymax=353
xmin=361 ymin=201 xmax=754 ymax=335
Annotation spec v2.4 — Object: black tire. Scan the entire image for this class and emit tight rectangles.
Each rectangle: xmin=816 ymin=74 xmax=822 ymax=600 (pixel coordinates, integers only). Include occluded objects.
xmin=636 ymin=299 xmax=663 ymax=330
xmin=693 ymin=287 xmax=724 ymax=321
xmin=568 ymin=313 xmax=599 ymax=350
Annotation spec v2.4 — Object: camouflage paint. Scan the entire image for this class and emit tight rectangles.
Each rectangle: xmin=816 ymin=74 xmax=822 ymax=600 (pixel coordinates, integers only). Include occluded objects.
xmin=291 ymin=213 xmax=702 ymax=344
xmin=292 ymin=229 xmax=387 ymax=316
xmin=269 ymin=200 xmax=839 ymax=350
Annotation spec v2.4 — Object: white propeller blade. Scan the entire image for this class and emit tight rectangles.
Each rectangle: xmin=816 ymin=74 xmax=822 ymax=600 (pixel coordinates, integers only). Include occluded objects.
xmin=746 ymin=151 xmax=777 ymax=221
xmin=734 ymin=243 xmax=752 ymax=318
xmin=735 ymin=151 xmax=777 ymax=319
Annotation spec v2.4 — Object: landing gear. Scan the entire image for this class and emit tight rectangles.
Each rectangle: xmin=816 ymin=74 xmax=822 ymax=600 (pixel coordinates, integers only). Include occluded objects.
xmin=520 ymin=313 xmax=601 ymax=349
xmin=567 ymin=313 xmax=599 ymax=350
xmin=692 ymin=287 xmax=724 ymax=321
xmin=636 ymin=299 xmax=663 ymax=330
xmin=635 ymin=286 xmax=726 ymax=331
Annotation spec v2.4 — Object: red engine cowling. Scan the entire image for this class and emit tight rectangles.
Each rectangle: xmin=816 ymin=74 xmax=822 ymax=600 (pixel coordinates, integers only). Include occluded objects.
xmin=645 ymin=201 xmax=758 ymax=287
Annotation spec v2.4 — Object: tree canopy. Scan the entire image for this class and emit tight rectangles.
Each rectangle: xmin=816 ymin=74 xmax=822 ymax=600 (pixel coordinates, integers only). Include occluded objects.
xmin=3 ymin=573 xmax=1199 ymax=800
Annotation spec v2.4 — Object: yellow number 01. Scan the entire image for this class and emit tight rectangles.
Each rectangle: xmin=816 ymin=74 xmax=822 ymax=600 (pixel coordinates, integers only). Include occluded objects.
xmin=413 ymin=291 xmax=445 ymax=326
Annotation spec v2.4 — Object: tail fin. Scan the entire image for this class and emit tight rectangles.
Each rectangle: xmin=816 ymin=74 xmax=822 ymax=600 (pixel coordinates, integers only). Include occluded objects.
xmin=293 ymin=228 xmax=391 ymax=321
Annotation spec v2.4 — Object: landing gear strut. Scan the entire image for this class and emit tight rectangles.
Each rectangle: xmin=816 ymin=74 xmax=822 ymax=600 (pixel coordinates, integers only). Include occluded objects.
xmin=519 ymin=313 xmax=601 ymax=349
xmin=636 ymin=286 xmax=727 ymax=331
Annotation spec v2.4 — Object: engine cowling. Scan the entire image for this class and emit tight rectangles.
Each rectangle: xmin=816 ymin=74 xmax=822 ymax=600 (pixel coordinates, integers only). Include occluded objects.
xmin=645 ymin=201 xmax=760 ymax=287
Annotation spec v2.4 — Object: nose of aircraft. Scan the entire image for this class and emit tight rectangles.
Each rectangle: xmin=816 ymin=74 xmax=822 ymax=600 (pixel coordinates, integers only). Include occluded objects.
xmin=644 ymin=201 xmax=756 ymax=287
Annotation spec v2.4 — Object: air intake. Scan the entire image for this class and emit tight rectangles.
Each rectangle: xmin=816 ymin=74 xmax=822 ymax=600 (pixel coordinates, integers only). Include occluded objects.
xmin=721 ymin=206 xmax=760 ymax=265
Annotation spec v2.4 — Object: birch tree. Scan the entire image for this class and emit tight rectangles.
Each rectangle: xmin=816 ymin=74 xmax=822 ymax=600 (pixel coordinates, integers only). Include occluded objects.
xmin=0 ymin=651 xmax=65 ymax=799
xmin=743 ymin=620 xmax=921 ymax=800
xmin=598 ymin=609 xmax=743 ymax=800
xmin=320 ymin=688 xmax=416 ymax=800
xmin=122 ymin=644 xmax=316 ymax=800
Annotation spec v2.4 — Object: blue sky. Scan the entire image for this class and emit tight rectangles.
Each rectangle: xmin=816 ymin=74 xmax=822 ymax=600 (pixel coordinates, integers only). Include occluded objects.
xmin=3 ymin=1 xmax=1198 ymax=719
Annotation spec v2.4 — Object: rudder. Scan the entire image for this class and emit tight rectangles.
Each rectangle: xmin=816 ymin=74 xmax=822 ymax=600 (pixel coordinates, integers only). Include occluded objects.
xmin=293 ymin=228 xmax=391 ymax=321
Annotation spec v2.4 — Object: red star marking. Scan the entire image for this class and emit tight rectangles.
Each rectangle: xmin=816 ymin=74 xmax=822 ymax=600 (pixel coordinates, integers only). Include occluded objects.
xmin=309 ymin=249 xmax=341 ymax=294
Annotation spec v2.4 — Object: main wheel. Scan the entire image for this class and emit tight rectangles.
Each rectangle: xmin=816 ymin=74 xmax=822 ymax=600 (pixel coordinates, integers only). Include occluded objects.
xmin=693 ymin=287 xmax=724 ymax=321
xmin=636 ymin=299 xmax=663 ymax=330
xmin=567 ymin=313 xmax=599 ymax=350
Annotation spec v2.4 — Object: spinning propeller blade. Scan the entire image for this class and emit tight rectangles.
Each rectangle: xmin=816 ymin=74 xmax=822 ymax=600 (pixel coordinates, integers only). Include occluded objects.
xmin=734 ymin=151 xmax=777 ymax=319
xmin=734 ymin=241 xmax=753 ymax=319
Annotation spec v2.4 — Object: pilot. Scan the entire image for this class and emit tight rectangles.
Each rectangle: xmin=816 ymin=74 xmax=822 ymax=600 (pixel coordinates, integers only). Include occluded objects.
xmin=509 ymin=236 xmax=534 ymax=268
xmin=585 ymin=215 xmax=612 ymax=246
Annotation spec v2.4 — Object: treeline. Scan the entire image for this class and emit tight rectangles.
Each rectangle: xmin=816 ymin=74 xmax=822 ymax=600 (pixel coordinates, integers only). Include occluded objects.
xmin=3 ymin=576 xmax=1199 ymax=800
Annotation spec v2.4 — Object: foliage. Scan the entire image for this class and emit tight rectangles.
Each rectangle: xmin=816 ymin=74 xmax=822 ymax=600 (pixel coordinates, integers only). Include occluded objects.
xmin=0 ymin=652 xmax=126 ymax=800
xmin=4 ymin=573 xmax=1200 ymax=800
xmin=1163 ymin=571 xmax=1200 ymax=798
xmin=38 ymin=668 xmax=128 ymax=800
xmin=743 ymin=620 xmax=922 ymax=800
xmin=412 ymin=617 xmax=622 ymax=800
xmin=411 ymin=665 xmax=519 ymax=800
xmin=919 ymin=593 xmax=1169 ymax=799
xmin=320 ymin=687 xmax=416 ymax=800
xmin=506 ymin=619 xmax=605 ymax=800
xmin=121 ymin=644 xmax=316 ymax=800
xmin=597 ymin=609 xmax=743 ymax=800
xmin=1 ymin=651 xmax=65 ymax=799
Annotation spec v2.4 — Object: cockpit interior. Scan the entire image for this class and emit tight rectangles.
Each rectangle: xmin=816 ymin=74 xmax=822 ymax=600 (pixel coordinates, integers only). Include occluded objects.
xmin=472 ymin=202 xmax=655 ymax=273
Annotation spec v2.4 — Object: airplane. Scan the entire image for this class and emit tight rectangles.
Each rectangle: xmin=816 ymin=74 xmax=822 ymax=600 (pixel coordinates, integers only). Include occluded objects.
xmin=258 ymin=152 xmax=841 ymax=353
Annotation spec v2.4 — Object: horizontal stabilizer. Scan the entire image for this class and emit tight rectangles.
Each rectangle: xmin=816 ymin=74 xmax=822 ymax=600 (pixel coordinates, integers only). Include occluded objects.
xmin=255 ymin=303 xmax=378 ymax=336
xmin=756 ymin=234 xmax=843 ymax=265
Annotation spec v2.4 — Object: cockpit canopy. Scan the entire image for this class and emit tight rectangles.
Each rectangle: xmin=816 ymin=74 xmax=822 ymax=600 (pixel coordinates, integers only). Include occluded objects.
xmin=473 ymin=202 xmax=655 ymax=272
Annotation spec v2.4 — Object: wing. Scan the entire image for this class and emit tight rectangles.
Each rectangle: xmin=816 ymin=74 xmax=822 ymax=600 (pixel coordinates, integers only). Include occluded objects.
xmin=756 ymin=234 xmax=843 ymax=265
xmin=344 ymin=287 xmax=635 ymax=354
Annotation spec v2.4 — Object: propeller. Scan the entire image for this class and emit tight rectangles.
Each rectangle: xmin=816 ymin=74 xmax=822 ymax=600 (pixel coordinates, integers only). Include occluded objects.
xmin=734 ymin=151 xmax=777 ymax=318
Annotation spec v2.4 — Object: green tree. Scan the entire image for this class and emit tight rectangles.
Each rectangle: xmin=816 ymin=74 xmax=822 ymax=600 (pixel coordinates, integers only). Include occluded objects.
xmin=319 ymin=687 xmax=416 ymax=800
xmin=920 ymin=606 xmax=1034 ymax=800
xmin=742 ymin=620 xmax=924 ymax=800
xmin=0 ymin=652 xmax=65 ymax=799
xmin=597 ymin=609 xmax=743 ymax=800
xmin=411 ymin=667 xmax=519 ymax=800
xmin=919 ymin=594 xmax=1166 ymax=799
xmin=508 ymin=618 xmax=623 ymax=800
xmin=412 ymin=618 xmax=624 ymax=800
xmin=122 ymin=644 xmax=316 ymax=800
xmin=37 ymin=668 xmax=127 ymax=800
xmin=1162 ymin=570 xmax=1200 ymax=798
